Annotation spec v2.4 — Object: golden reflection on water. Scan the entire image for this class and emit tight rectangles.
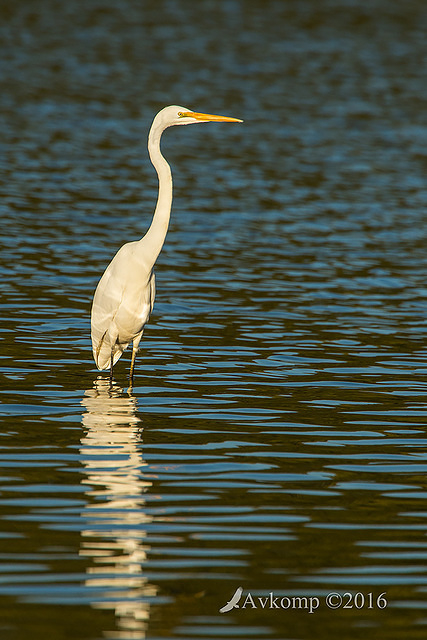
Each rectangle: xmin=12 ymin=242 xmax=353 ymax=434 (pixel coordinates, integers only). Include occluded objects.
xmin=80 ymin=377 xmax=156 ymax=639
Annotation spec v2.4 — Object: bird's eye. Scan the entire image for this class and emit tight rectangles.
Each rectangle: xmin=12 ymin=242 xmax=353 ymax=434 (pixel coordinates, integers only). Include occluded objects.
xmin=177 ymin=112 xmax=184 ymax=118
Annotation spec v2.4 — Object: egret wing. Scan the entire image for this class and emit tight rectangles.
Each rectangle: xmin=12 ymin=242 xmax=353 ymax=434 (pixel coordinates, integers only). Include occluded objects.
xmin=91 ymin=242 xmax=155 ymax=370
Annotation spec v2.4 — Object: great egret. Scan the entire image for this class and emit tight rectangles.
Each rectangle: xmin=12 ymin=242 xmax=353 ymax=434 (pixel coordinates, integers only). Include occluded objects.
xmin=91 ymin=105 xmax=243 ymax=385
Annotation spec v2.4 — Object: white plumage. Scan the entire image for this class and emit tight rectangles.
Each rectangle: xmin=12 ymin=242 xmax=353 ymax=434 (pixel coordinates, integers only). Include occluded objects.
xmin=91 ymin=241 xmax=155 ymax=370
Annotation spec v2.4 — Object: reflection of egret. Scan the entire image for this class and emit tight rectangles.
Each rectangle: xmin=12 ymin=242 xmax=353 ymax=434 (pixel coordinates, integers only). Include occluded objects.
xmin=91 ymin=105 xmax=243 ymax=386
xmin=80 ymin=377 xmax=156 ymax=639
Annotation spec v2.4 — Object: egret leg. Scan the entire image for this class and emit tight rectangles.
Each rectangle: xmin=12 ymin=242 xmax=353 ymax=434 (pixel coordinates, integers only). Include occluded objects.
xmin=109 ymin=347 xmax=114 ymax=386
xmin=129 ymin=335 xmax=142 ymax=388
xmin=129 ymin=347 xmax=137 ymax=388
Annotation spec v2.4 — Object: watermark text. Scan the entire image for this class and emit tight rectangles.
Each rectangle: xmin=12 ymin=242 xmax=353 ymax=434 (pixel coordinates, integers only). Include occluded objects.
xmin=220 ymin=588 xmax=388 ymax=614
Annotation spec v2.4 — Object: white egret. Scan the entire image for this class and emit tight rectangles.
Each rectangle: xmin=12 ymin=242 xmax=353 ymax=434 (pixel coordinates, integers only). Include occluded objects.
xmin=91 ymin=105 xmax=243 ymax=385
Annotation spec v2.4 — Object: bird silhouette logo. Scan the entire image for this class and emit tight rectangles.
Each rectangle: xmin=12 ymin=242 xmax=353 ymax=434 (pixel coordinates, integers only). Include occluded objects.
xmin=219 ymin=587 xmax=244 ymax=613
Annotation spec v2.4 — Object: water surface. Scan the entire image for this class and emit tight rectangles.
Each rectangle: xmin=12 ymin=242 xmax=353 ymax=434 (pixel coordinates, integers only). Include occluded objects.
xmin=1 ymin=1 xmax=427 ymax=639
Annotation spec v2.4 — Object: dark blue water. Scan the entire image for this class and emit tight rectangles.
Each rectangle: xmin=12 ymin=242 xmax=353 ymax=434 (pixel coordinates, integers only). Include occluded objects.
xmin=1 ymin=1 xmax=427 ymax=638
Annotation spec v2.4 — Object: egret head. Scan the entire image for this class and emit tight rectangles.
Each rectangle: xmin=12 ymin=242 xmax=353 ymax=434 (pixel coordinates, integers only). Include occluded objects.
xmin=154 ymin=105 xmax=243 ymax=130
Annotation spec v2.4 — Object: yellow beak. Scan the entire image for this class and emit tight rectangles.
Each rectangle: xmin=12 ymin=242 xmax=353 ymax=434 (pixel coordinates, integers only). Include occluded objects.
xmin=181 ymin=111 xmax=243 ymax=123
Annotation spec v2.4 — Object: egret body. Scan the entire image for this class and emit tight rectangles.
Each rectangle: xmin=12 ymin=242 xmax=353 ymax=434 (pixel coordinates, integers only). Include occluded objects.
xmin=91 ymin=105 xmax=242 ymax=385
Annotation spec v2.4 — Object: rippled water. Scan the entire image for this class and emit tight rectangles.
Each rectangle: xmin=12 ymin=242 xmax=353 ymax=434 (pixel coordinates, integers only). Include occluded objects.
xmin=1 ymin=1 xmax=427 ymax=638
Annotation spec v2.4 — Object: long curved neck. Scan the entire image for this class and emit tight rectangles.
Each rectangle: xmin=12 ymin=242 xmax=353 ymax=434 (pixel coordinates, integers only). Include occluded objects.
xmin=142 ymin=123 xmax=173 ymax=265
